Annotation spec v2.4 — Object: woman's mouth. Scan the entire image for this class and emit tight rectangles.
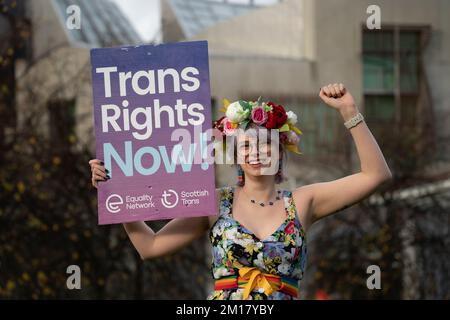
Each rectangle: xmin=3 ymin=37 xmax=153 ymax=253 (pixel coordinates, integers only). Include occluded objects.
xmin=247 ymin=160 xmax=262 ymax=168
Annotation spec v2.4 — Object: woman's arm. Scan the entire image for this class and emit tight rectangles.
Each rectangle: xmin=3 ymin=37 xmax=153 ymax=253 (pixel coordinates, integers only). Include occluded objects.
xmin=294 ymin=84 xmax=392 ymax=228
xmin=125 ymin=186 xmax=222 ymax=259
xmin=123 ymin=216 xmax=209 ymax=260
xmin=89 ymin=158 xmax=221 ymax=260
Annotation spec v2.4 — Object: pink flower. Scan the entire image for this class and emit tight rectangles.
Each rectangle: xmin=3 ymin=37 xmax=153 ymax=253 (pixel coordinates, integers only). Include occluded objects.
xmin=280 ymin=132 xmax=289 ymax=144
xmin=280 ymin=131 xmax=299 ymax=146
xmin=251 ymin=106 xmax=268 ymax=125
xmin=222 ymin=117 xmax=238 ymax=136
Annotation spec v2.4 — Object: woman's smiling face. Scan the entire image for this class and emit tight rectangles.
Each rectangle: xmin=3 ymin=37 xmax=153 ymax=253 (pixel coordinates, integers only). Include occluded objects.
xmin=235 ymin=127 xmax=280 ymax=177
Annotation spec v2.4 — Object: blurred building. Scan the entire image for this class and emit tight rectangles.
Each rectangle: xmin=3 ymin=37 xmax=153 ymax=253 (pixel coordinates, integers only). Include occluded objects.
xmin=9 ymin=0 xmax=142 ymax=151
xmin=2 ymin=0 xmax=449 ymax=299
xmin=3 ymin=0 xmax=215 ymax=300
xmin=163 ymin=0 xmax=450 ymax=179
xmin=162 ymin=0 xmax=450 ymax=298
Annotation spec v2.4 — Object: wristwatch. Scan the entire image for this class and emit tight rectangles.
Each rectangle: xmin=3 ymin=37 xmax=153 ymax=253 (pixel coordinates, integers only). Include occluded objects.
xmin=344 ymin=112 xmax=364 ymax=129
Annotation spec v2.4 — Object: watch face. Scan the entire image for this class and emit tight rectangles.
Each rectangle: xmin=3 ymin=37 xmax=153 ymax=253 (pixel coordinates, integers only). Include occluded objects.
xmin=345 ymin=113 xmax=363 ymax=129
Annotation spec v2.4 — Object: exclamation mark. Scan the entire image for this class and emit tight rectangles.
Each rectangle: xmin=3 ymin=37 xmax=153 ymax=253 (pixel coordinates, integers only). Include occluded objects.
xmin=200 ymin=131 xmax=209 ymax=170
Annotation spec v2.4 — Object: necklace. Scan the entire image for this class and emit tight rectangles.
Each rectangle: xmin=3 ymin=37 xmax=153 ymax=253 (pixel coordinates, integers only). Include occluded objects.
xmin=241 ymin=188 xmax=282 ymax=207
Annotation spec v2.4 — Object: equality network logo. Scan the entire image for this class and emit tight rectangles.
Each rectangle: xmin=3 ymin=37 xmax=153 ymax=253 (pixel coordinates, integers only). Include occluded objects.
xmin=105 ymin=190 xmax=178 ymax=213
xmin=105 ymin=194 xmax=123 ymax=213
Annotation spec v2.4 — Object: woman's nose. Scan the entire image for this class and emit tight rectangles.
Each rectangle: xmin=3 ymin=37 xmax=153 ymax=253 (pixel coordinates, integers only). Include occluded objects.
xmin=248 ymin=146 xmax=260 ymax=161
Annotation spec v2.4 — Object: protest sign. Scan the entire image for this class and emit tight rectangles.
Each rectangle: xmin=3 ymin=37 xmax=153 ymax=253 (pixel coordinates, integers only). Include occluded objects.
xmin=90 ymin=40 xmax=216 ymax=225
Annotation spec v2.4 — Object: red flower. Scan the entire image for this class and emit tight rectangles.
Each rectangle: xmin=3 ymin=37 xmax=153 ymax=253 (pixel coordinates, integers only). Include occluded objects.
xmin=213 ymin=116 xmax=225 ymax=132
xmin=265 ymin=112 xmax=277 ymax=129
xmin=285 ymin=221 xmax=295 ymax=234
xmin=274 ymin=105 xmax=287 ymax=127
xmin=293 ymin=247 xmax=300 ymax=258
xmin=266 ymin=102 xmax=287 ymax=128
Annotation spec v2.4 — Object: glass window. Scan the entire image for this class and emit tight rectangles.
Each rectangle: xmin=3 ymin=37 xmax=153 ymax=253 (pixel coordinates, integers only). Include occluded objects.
xmin=400 ymin=31 xmax=419 ymax=52
xmin=400 ymin=53 xmax=418 ymax=92
xmin=363 ymin=28 xmax=423 ymax=125
xmin=364 ymin=96 xmax=395 ymax=121
xmin=279 ymin=100 xmax=339 ymax=157
xmin=363 ymin=31 xmax=394 ymax=53
xmin=363 ymin=54 xmax=395 ymax=92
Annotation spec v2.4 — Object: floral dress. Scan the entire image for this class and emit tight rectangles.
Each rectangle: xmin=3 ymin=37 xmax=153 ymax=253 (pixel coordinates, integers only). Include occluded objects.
xmin=207 ymin=186 xmax=307 ymax=300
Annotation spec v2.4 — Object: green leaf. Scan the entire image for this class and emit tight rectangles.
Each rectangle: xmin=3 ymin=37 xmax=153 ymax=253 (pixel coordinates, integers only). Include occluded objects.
xmin=239 ymin=119 xmax=250 ymax=130
xmin=279 ymin=123 xmax=290 ymax=132
xmin=239 ymin=100 xmax=252 ymax=113
xmin=264 ymin=104 xmax=272 ymax=112
xmin=256 ymin=96 xmax=262 ymax=105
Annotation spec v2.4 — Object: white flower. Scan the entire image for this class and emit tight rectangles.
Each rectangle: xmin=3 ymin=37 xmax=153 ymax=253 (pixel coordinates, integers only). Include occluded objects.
xmin=295 ymin=235 xmax=303 ymax=247
xmin=212 ymin=224 xmax=223 ymax=238
xmin=226 ymin=101 xmax=249 ymax=123
xmin=233 ymin=288 xmax=253 ymax=300
xmin=264 ymin=235 xmax=277 ymax=242
xmin=292 ymin=267 xmax=303 ymax=278
xmin=282 ymin=250 xmax=294 ymax=261
xmin=224 ymin=227 xmax=239 ymax=239
xmin=277 ymin=262 xmax=290 ymax=274
xmin=221 ymin=239 xmax=232 ymax=250
xmin=286 ymin=111 xmax=298 ymax=125
xmin=217 ymin=246 xmax=225 ymax=258
xmin=230 ymin=290 xmax=244 ymax=300
xmin=234 ymin=238 xmax=252 ymax=247
xmin=254 ymin=252 xmax=265 ymax=270
xmin=214 ymin=267 xmax=230 ymax=278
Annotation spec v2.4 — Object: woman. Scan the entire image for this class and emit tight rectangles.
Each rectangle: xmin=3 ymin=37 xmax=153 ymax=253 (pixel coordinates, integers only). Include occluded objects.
xmin=89 ymin=83 xmax=392 ymax=300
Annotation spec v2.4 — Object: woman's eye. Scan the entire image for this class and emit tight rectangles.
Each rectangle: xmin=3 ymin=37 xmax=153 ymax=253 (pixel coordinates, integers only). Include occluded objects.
xmin=239 ymin=144 xmax=250 ymax=151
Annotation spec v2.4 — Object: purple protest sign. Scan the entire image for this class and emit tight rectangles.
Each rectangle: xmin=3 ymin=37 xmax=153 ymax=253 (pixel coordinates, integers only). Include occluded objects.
xmin=90 ymin=41 xmax=217 ymax=225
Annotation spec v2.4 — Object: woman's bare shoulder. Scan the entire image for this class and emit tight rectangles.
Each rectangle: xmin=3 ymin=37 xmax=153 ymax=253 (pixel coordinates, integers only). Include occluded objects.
xmin=292 ymin=184 xmax=314 ymax=203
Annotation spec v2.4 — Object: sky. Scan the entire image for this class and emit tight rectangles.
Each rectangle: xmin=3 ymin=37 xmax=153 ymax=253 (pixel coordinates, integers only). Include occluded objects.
xmin=111 ymin=0 xmax=161 ymax=43
xmin=110 ymin=0 xmax=280 ymax=43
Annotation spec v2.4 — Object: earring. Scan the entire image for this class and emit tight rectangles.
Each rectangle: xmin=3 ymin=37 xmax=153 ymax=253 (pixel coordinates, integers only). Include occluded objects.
xmin=237 ymin=165 xmax=245 ymax=186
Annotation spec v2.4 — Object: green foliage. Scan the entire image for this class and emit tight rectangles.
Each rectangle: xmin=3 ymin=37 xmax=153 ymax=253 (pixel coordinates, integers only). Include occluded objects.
xmin=0 ymin=114 xmax=209 ymax=299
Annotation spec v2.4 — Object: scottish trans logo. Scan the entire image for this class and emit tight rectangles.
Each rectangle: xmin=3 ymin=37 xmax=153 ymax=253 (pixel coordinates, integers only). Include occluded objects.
xmin=161 ymin=189 xmax=179 ymax=208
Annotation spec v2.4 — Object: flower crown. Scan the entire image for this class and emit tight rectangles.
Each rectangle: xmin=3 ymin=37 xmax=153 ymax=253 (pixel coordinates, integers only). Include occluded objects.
xmin=212 ymin=97 xmax=302 ymax=154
